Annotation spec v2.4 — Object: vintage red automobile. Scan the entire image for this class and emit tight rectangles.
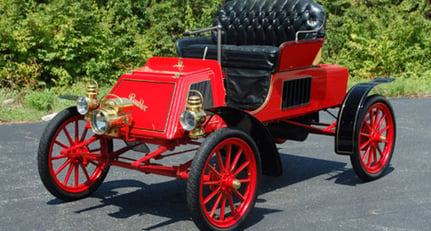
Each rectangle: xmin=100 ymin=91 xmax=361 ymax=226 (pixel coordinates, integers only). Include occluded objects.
xmin=38 ymin=0 xmax=396 ymax=230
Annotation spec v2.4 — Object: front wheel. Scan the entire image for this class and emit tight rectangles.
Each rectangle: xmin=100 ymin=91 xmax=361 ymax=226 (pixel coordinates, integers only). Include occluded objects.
xmin=187 ymin=128 xmax=261 ymax=231
xmin=38 ymin=107 xmax=112 ymax=201
xmin=350 ymin=95 xmax=396 ymax=181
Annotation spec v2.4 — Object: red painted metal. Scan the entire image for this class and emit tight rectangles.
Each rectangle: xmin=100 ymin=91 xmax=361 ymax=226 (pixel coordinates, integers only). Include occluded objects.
xmin=108 ymin=57 xmax=225 ymax=141
xmin=199 ymin=137 xmax=258 ymax=229
xmin=358 ymin=102 xmax=395 ymax=173
xmin=278 ymin=39 xmax=324 ymax=71
xmin=70 ymin=40 xmax=351 ymax=183
xmin=252 ymin=64 xmax=349 ymax=122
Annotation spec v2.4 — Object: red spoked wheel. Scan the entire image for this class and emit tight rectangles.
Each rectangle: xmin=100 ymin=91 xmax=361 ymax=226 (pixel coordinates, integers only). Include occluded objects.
xmin=350 ymin=95 xmax=396 ymax=181
xmin=187 ymin=128 xmax=261 ymax=231
xmin=38 ymin=107 xmax=112 ymax=201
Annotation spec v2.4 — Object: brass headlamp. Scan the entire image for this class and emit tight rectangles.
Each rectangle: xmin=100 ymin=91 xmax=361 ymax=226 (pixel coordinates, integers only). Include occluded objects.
xmin=90 ymin=96 xmax=133 ymax=137
xmin=77 ymin=81 xmax=100 ymax=120
xmin=180 ymin=90 xmax=206 ymax=139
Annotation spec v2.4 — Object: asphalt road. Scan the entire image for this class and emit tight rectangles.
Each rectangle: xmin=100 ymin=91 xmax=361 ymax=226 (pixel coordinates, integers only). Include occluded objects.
xmin=1 ymin=97 xmax=430 ymax=231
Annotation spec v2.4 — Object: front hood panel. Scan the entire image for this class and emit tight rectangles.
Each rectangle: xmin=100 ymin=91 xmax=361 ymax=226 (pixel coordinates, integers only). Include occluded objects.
xmin=111 ymin=78 xmax=176 ymax=133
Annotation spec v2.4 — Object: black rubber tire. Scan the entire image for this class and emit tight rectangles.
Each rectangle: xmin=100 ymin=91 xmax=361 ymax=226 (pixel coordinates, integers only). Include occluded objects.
xmin=187 ymin=128 xmax=261 ymax=231
xmin=37 ymin=107 xmax=112 ymax=201
xmin=350 ymin=95 xmax=396 ymax=181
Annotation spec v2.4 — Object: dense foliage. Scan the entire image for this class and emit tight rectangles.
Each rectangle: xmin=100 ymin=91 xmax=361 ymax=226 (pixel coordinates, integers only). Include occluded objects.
xmin=1 ymin=0 xmax=430 ymax=89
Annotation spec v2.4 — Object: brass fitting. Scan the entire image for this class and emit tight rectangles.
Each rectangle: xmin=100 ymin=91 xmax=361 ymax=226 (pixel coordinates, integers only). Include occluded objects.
xmin=90 ymin=96 xmax=133 ymax=137
xmin=186 ymin=93 xmax=206 ymax=139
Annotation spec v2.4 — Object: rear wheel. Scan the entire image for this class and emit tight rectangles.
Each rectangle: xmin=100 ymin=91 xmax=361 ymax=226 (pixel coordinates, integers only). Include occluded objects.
xmin=187 ymin=128 xmax=261 ymax=231
xmin=38 ymin=107 xmax=112 ymax=201
xmin=350 ymin=95 xmax=396 ymax=181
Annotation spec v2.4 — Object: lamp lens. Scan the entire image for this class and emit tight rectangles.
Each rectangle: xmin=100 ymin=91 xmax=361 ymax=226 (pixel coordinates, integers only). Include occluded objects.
xmin=76 ymin=97 xmax=89 ymax=115
xmin=180 ymin=110 xmax=196 ymax=131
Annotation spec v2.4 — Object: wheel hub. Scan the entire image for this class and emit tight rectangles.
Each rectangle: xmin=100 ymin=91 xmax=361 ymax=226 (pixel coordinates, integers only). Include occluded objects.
xmin=65 ymin=145 xmax=90 ymax=166
xmin=370 ymin=130 xmax=386 ymax=143
xmin=221 ymin=175 xmax=241 ymax=193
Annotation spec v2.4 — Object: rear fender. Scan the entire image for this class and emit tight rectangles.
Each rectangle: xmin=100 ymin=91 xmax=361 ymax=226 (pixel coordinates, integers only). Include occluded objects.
xmin=335 ymin=78 xmax=394 ymax=155
xmin=209 ymin=107 xmax=282 ymax=176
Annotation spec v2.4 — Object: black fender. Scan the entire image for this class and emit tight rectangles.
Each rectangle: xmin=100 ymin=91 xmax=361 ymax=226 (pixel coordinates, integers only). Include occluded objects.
xmin=208 ymin=107 xmax=282 ymax=176
xmin=335 ymin=78 xmax=394 ymax=155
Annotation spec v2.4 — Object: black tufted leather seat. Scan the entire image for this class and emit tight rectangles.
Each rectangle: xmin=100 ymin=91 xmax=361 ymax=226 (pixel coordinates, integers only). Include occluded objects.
xmin=176 ymin=0 xmax=326 ymax=110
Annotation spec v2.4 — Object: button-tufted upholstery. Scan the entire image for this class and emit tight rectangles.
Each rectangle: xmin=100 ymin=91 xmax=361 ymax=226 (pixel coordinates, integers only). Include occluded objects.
xmin=177 ymin=0 xmax=325 ymax=70
xmin=213 ymin=0 xmax=325 ymax=46
xmin=176 ymin=0 xmax=326 ymax=111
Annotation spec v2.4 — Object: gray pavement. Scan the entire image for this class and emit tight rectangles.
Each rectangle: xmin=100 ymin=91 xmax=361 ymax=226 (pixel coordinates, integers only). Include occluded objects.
xmin=0 ymin=97 xmax=430 ymax=230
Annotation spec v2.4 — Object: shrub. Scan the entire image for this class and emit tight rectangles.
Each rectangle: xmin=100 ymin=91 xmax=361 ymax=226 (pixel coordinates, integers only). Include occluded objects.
xmin=0 ymin=0 xmax=430 ymax=91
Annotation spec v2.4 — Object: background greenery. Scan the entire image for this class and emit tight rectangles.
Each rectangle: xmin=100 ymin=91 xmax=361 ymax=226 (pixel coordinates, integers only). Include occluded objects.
xmin=1 ymin=0 xmax=431 ymax=122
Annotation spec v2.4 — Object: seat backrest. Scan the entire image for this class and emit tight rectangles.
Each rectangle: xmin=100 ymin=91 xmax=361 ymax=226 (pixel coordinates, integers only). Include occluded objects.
xmin=212 ymin=0 xmax=325 ymax=46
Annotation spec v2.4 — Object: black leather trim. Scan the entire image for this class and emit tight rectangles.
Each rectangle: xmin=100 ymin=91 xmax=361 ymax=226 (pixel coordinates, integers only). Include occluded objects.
xmin=224 ymin=68 xmax=271 ymax=111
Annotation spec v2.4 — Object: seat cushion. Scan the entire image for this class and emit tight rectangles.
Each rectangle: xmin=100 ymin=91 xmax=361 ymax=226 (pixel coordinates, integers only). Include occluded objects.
xmin=180 ymin=43 xmax=279 ymax=71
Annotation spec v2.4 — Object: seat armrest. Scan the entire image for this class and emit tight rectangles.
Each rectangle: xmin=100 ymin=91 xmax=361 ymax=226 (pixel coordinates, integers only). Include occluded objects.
xmin=183 ymin=25 xmax=222 ymax=37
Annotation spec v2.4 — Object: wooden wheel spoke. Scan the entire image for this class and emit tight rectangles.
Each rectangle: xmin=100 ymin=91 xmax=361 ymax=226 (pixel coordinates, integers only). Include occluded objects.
xmin=361 ymin=145 xmax=372 ymax=162
xmin=204 ymin=187 xmax=221 ymax=205
xmin=63 ymin=127 xmax=74 ymax=146
xmin=367 ymin=148 xmax=374 ymax=168
xmin=83 ymin=135 xmax=101 ymax=146
xmin=52 ymin=154 xmax=68 ymax=161
xmin=74 ymin=120 xmax=80 ymax=143
xmin=225 ymin=144 xmax=232 ymax=173
xmin=54 ymin=140 xmax=70 ymax=149
xmin=55 ymin=159 xmax=71 ymax=175
xmin=234 ymin=161 xmax=250 ymax=176
xmin=239 ymin=178 xmax=251 ymax=184
xmin=230 ymin=149 xmax=243 ymax=172
xmin=215 ymin=151 xmax=225 ymax=173
xmin=80 ymin=163 xmax=91 ymax=181
xmin=210 ymin=193 xmax=223 ymax=218
xmin=364 ymin=121 xmax=372 ymax=131
xmin=376 ymin=145 xmax=384 ymax=158
xmin=373 ymin=109 xmax=380 ymax=129
xmin=368 ymin=111 xmax=374 ymax=127
xmin=220 ymin=195 xmax=227 ymax=221
xmin=360 ymin=139 xmax=371 ymax=150
xmin=203 ymin=180 xmax=221 ymax=186
xmin=373 ymin=147 xmax=378 ymax=166
xmin=228 ymin=194 xmax=237 ymax=215
xmin=360 ymin=132 xmax=371 ymax=138
xmin=208 ymin=165 xmax=222 ymax=178
xmin=376 ymin=114 xmax=386 ymax=130
xmin=63 ymin=162 xmax=74 ymax=185
xmin=380 ymin=124 xmax=390 ymax=134
xmin=233 ymin=189 xmax=246 ymax=202
xmin=80 ymin=127 xmax=89 ymax=143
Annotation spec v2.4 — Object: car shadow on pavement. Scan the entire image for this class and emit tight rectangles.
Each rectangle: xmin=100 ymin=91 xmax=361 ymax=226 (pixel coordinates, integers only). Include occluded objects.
xmin=47 ymin=152 xmax=393 ymax=230
xmin=259 ymin=152 xmax=394 ymax=194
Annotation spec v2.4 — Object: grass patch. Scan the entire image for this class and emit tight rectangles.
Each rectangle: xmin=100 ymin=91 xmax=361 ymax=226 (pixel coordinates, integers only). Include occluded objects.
xmin=348 ymin=76 xmax=431 ymax=97
xmin=0 ymin=82 xmax=112 ymax=123
xmin=1 ymin=77 xmax=430 ymax=123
